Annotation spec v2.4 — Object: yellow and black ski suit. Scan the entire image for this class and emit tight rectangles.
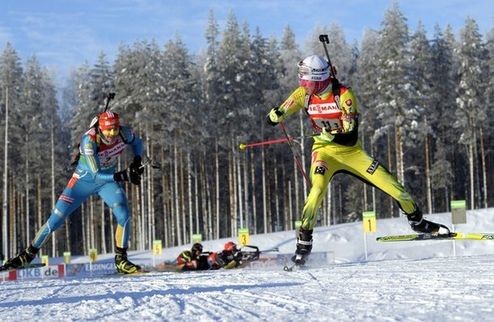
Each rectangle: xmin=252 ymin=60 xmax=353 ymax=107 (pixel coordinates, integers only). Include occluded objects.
xmin=268 ymin=84 xmax=418 ymax=230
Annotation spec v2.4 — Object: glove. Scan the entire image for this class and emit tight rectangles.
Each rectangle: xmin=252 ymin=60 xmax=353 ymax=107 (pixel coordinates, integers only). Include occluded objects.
xmin=128 ymin=156 xmax=143 ymax=186
xmin=128 ymin=167 xmax=141 ymax=185
xmin=113 ymin=169 xmax=129 ymax=182
xmin=267 ymin=107 xmax=284 ymax=126
xmin=129 ymin=156 xmax=144 ymax=175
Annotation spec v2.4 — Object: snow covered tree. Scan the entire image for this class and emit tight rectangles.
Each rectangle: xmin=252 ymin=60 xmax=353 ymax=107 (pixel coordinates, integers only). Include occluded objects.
xmin=455 ymin=18 xmax=488 ymax=209
xmin=429 ymin=25 xmax=457 ymax=211
xmin=374 ymin=2 xmax=411 ymax=198
xmin=356 ymin=29 xmax=381 ymax=213
xmin=0 ymin=43 xmax=24 ymax=258
xmin=408 ymin=21 xmax=433 ymax=212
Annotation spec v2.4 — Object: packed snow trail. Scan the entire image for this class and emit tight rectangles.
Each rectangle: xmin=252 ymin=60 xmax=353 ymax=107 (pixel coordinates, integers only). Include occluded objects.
xmin=1 ymin=255 xmax=494 ymax=321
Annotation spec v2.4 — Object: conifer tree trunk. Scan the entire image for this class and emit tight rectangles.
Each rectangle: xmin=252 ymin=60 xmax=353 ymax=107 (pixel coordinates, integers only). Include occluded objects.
xmin=149 ymin=148 xmax=155 ymax=247
xmin=50 ymin=115 xmax=56 ymax=256
xmin=199 ymin=152 xmax=207 ymax=238
xmin=180 ymin=150 xmax=186 ymax=244
xmin=100 ymin=200 xmax=106 ymax=254
xmin=261 ymin=148 xmax=267 ymax=234
xmin=479 ymin=128 xmax=488 ymax=209
xmin=160 ymin=149 xmax=169 ymax=247
xmin=36 ymin=175 xmax=42 ymax=245
xmin=468 ymin=142 xmax=475 ymax=210
xmin=193 ymin=161 xmax=199 ymax=235
xmin=395 ymin=125 xmax=404 ymax=186
xmin=174 ymin=144 xmax=181 ymax=245
xmin=274 ymin=154 xmax=279 ymax=231
xmin=89 ymin=196 xmax=95 ymax=249
xmin=215 ymin=141 xmax=220 ymax=239
xmin=236 ymin=149 xmax=242 ymax=232
xmin=387 ymin=134 xmax=394 ymax=217
xmin=19 ymin=191 xmax=24 ymax=247
xmin=203 ymin=150 xmax=213 ymax=240
xmin=25 ymin=138 xmax=30 ymax=246
xmin=228 ymin=147 xmax=235 ymax=236
xmin=424 ymin=130 xmax=432 ymax=214
xmin=2 ymin=86 xmax=9 ymax=258
xmin=187 ymin=152 xmax=193 ymax=243
xmin=243 ymin=151 xmax=249 ymax=232
xmin=9 ymin=177 xmax=15 ymax=255
xmin=288 ymin=179 xmax=293 ymax=230
xmin=139 ymin=170 xmax=145 ymax=250
xmin=250 ymin=149 xmax=257 ymax=234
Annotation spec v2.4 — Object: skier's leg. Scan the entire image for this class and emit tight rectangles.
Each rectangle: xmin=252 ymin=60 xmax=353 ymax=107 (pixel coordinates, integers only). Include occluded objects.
xmin=293 ymin=149 xmax=337 ymax=264
xmin=98 ymin=182 xmax=140 ymax=274
xmin=339 ymin=147 xmax=449 ymax=234
xmin=32 ymin=175 xmax=93 ymax=249
xmin=4 ymin=174 xmax=92 ymax=269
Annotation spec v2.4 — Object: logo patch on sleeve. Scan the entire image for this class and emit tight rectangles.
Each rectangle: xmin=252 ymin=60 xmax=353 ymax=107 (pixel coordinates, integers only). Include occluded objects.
xmin=367 ymin=160 xmax=379 ymax=174
xmin=314 ymin=166 xmax=326 ymax=175
xmin=345 ymin=99 xmax=353 ymax=107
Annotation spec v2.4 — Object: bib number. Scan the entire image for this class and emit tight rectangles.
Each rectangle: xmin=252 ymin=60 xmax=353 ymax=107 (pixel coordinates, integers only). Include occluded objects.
xmin=313 ymin=118 xmax=342 ymax=132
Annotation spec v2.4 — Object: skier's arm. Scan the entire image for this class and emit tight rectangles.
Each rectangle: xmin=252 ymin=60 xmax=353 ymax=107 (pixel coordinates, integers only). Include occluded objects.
xmin=120 ymin=126 xmax=144 ymax=158
xmin=267 ymin=87 xmax=307 ymax=126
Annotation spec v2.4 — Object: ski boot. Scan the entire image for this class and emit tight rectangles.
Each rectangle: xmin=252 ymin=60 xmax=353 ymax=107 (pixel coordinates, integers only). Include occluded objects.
xmin=115 ymin=247 xmax=141 ymax=274
xmin=291 ymin=228 xmax=313 ymax=266
xmin=407 ymin=210 xmax=450 ymax=235
xmin=3 ymin=245 xmax=39 ymax=269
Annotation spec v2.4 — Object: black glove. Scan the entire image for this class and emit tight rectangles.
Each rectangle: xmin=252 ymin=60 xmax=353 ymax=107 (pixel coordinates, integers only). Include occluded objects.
xmin=129 ymin=168 xmax=141 ymax=185
xmin=128 ymin=156 xmax=143 ymax=185
xmin=129 ymin=156 xmax=144 ymax=175
xmin=113 ymin=169 xmax=129 ymax=182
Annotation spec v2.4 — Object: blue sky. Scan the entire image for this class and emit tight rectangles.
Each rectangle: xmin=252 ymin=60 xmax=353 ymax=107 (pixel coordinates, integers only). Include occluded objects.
xmin=0 ymin=0 xmax=493 ymax=85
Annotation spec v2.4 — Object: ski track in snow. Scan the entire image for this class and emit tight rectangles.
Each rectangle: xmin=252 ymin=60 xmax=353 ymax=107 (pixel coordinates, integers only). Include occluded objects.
xmin=1 ymin=255 xmax=494 ymax=321
xmin=3 ymin=210 xmax=494 ymax=321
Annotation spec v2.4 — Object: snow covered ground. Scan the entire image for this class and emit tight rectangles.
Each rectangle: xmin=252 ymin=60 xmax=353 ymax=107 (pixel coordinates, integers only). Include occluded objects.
xmin=1 ymin=209 xmax=494 ymax=321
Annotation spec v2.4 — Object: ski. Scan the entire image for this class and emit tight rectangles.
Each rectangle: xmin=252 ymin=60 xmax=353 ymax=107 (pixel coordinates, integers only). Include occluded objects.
xmin=0 ymin=263 xmax=46 ymax=272
xmin=377 ymin=232 xmax=494 ymax=242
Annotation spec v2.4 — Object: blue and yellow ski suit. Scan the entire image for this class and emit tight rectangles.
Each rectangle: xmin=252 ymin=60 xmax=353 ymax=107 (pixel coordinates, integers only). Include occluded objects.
xmin=32 ymin=125 xmax=143 ymax=249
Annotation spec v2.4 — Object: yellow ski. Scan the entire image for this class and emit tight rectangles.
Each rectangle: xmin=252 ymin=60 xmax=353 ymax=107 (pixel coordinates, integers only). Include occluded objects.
xmin=377 ymin=232 xmax=494 ymax=242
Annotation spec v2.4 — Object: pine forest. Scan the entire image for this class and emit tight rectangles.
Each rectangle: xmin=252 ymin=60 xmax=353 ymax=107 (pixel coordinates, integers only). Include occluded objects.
xmin=0 ymin=4 xmax=493 ymax=258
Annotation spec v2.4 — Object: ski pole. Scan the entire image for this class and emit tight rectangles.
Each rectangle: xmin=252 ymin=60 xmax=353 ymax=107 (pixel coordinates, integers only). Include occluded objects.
xmin=103 ymin=92 xmax=116 ymax=112
xmin=280 ymin=122 xmax=312 ymax=188
xmin=259 ymin=247 xmax=279 ymax=253
xmin=318 ymin=34 xmax=337 ymax=80
xmin=239 ymin=134 xmax=318 ymax=150
xmin=239 ymin=137 xmax=293 ymax=150
xmin=319 ymin=34 xmax=341 ymax=110
xmin=140 ymin=156 xmax=161 ymax=170
xmin=89 ymin=92 xmax=116 ymax=128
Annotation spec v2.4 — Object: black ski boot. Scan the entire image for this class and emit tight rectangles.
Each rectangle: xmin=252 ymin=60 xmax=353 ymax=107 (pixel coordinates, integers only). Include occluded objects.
xmin=3 ymin=245 xmax=39 ymax=269
xmin=407 ymin=210 xmax=450 ymax=235
xmin=115 ymin=247 xmax=141 ymax=274
xmin=291 ymin=228 xmax=313 ymax=265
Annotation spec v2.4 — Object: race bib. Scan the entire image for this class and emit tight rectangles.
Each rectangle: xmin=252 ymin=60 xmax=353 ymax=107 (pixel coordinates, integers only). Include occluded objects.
xmin=307 ymin=102 xmax=343 ymax=132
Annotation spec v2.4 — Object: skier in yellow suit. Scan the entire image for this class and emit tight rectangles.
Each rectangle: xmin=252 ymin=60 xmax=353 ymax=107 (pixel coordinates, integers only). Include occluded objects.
xmin=267 ymin=55 xmax=450 ymax=265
